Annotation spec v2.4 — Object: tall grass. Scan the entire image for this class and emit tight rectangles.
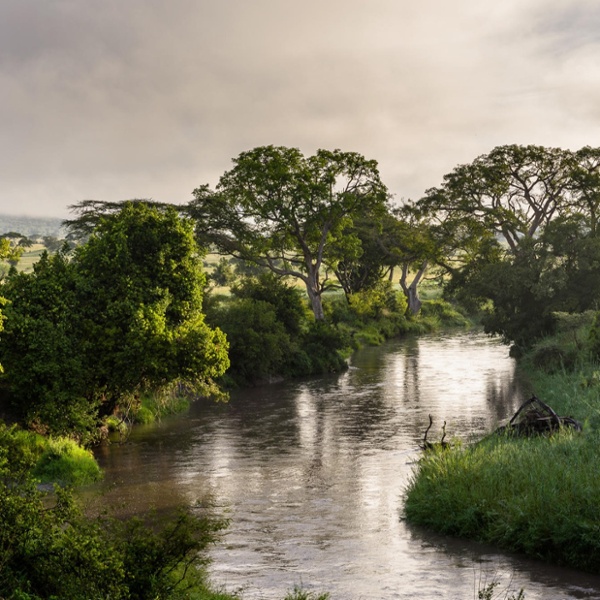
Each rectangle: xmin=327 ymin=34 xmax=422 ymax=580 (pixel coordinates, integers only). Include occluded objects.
xmin=405 ymin=312 xmax=600 ymax=573
xmin=405 ymin=429 xmax=600 ymax=572
xmin=33 ymin=436 xmax=102 ymax=485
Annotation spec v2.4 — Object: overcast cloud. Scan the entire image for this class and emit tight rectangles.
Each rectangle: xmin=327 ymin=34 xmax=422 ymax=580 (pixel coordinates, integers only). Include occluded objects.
xmin=1 ymin=0 xmax=599 ymax=217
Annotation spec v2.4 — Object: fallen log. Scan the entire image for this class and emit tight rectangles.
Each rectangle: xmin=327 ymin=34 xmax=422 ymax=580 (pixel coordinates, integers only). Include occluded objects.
xmin=496 ymin=395 xmax=582 ymax=437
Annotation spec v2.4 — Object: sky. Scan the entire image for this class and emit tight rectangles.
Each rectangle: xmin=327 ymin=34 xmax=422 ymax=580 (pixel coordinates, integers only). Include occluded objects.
xmin=1 ymin=0 xmax=599 ymax=218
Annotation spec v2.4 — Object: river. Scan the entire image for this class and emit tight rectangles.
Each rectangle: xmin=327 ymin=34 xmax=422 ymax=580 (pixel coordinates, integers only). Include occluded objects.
xmin=91 ymin=331 xmax=600 ymax=599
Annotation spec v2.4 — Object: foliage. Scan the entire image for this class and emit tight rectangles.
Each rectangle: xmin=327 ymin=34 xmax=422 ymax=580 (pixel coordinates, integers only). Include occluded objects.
xmin=478 ymin=581 xmax=525 ymax=600
xmin=0 ymin=455 xmax=228 ymax=599
xmin=33 ymin=436 xmax=102 ymax=485
xmin=209 ymin=257 xmax=236 ymax=288
xmin=208 ymin=297 xmax=295 ymax=385
xmin=419 ymin=144 xmax=575 ymax=253
xmin=300 ymin=321 xmax=350 ymax=374
xmin=0 ymin=203 xmax=229 ymax=438
xmin=330 ymin=210 xmax=397 ymax=298
xmin=204 ymin=272 xmax=353 ymax=384
xmin=348 ymin=279 xmax=404 ymax=321
xmin=282 ymin=587 xmax=329 ymax=600
xmin=231 ymin=272 xmax=309 ymax=336
xmin=0 ymin=249 xmax=97 ymax=438
xmin=587 ymin=312 xmax=600 ymax=362
xmin=0 ymin=422 xmax=101 ymax=486
xmin=73 ymin=202 xmax=229 ymax=415
xmin=189 ymin=145 xmax=390 ymax=320
xmin=413 ymin=144 xmax=600 ymax=349
xmin=418 ymin=299 xmax=471 ymax=328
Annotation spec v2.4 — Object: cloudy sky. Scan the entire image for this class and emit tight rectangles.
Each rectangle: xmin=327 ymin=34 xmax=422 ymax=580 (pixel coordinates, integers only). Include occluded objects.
xmin=1 ymin=0 xmax=599 ymax=218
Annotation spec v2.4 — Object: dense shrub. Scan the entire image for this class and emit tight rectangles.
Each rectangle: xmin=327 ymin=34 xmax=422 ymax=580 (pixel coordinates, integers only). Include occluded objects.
xmin=301 ymin=321 xmax=350 ymax=374
xmin=209 ymin=298 xmax=294 ymax=384
xmin=419 ymin=298 xmax=471 ymax=328
xmin=232 ymin=273 xmax=309 ymax=336
xmin=0 ymin=479 xmax=227 ymax=598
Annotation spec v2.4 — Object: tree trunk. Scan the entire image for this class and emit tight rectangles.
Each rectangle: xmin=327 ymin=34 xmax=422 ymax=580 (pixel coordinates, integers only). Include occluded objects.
xmin=306 ymin=286 xmax=325 ymax=320
xmin=305 ymin=268 xmax=326 ymax=320
xmin=406 ymin=284 xmax=422 ymax=315
xmin=399 ymin=261 xmax=428 ymax=316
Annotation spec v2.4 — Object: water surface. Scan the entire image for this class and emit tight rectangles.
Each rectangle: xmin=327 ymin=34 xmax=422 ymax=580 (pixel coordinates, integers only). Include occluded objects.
xmin=93 ymin=331 xmax=600 ymax=599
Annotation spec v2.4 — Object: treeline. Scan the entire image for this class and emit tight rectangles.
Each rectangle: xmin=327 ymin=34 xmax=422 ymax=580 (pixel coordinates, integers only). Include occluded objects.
xmin=2 ymin=142 xmax=600 ymax=595
xmin=4 ymin=142 xmax=600 ymax=438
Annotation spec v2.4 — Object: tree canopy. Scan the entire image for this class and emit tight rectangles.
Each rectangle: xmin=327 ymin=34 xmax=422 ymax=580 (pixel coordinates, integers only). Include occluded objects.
xmin=0 ymin=203 xmax=229 ymax=437
xmin=189 ymin=145 xmax=390 ymax=320
xmin=415 ymin=143 xmax=600 ymax=349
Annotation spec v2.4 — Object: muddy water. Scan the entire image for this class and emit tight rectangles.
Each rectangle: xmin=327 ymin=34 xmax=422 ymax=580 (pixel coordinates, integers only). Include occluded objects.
xmin=92 ymin=331 xmax=600 ymax=599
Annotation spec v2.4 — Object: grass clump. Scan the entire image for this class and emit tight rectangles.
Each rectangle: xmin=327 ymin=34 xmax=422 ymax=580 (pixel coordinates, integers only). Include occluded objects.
xmin=32 ymin=436 xmax=102 ymax=485
xmin=0 ymin=421 xmax=102 ymax=486
xmin=405 ymin=431 xmax=600 ymax=572
xmin=282 ymin=587 xmax=330 ymax=600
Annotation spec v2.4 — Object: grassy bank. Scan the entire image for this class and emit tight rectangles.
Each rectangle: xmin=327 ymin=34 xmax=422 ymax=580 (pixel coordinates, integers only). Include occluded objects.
xmin=0 ymin=422 xmax=102 ymax=486
xmin=404 ymin=312 xmax=600 ymax=572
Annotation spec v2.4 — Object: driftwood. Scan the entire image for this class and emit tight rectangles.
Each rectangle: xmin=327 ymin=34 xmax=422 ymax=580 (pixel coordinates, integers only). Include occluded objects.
xmin=420 ymin=414 xmax=449 ymax=450
xmin=495 ymin=395 xmax=582 ymax=437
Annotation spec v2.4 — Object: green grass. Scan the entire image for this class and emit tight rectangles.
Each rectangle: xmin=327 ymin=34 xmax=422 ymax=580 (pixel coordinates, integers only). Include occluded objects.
xmin=0 ymin=422 xmax=102 ymax=485
xmin=405 ymin=432 xmax=600 ymax=571
xmin=405 ymin=313 xmax=600 ymax=573
xmin=33 ymin=436 xmax=103 ymax=485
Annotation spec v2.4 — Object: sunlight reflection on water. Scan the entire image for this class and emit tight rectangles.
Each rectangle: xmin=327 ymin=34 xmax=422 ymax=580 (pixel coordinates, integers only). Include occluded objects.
xmin=92 ymin=331 xmax=600 ymax=600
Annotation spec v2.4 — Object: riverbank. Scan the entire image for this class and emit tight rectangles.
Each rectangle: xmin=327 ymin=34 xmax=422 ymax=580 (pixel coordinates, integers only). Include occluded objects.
xmin=404 ymin=312 xmax=600 ymax=573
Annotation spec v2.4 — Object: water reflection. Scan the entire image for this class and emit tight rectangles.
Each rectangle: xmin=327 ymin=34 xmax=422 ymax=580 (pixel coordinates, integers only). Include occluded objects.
xmin=91 ymin=331 xmax=600 ymax=599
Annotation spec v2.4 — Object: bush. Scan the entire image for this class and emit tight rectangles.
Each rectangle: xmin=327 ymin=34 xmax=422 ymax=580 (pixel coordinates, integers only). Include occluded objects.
xmin=348 ymin=280 xmax=406 ymax=321
xmin=301 ymin=321 xmax=350 ymax=373
xmin=133 ymin=405 xmax=156 ymax=425
xmin=211 ymin=298 xmax=295 ymax=384
xmin=231 ymin=273 xmax=309 ymax=336
xmin=0 ymin=459 xmax=229 ymax=599
xmin=530 ymin=343 xmax=577 ymax=373
xmin=420 ymin=299 xmax=470 ymax=327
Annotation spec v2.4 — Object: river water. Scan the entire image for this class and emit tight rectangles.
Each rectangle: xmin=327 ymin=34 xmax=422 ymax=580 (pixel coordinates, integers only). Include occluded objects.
xmin=92 ymin=331 xmax=600 ymax=599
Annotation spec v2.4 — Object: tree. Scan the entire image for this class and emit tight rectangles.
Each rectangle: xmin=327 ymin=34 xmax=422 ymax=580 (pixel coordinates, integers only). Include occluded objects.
xmin=330 ymin=209 xmax=397 ymax=301
xmin=209 ymin=256 xmax=236 ymax=287
xmin=570 ymin=146 xmax=600 ymax=236
xmin=72 ymin=203 xmax=230 ymax=416
xmin=0 ymin=249 xmax=94 ymax=436
xmin=0 ymin=203 xmax=230 ymax=435
xmin=189 ymin=146 xmax=390 ymax=320
xmin=419 ymin=145 xmax=575 ymax=254
xmin=0 ymin=235 xmax=26 ymax=271
xmin=64 ymin=198 xmax=176 ymax=240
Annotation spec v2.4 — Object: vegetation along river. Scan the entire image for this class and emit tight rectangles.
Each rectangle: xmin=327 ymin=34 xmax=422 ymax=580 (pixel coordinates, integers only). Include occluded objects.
xmin=91 ymin=331 xmax=600 ymax=599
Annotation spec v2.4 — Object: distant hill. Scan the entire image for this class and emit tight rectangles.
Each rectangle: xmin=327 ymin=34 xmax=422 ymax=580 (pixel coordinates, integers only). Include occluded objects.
xmin=0 ymin=214 xmax=66 ymax=239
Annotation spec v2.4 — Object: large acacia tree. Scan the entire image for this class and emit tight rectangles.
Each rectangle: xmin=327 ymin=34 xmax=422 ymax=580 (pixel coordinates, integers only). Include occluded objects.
xmin=416 ymin=144 xmax=600 ymax=348
xmin=189 ymin=146 xmax=390 ymax=320
xmin=419 ymin=144 xmax=575 ymax=254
